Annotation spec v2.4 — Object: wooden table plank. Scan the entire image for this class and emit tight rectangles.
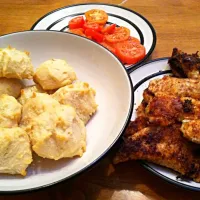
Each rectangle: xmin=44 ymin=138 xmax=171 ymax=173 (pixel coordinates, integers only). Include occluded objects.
xmin=0 ymin=0 xmax=200 ymax=199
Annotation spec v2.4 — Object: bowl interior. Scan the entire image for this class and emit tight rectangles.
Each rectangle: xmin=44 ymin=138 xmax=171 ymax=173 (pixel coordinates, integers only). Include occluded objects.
xmin=0 ymin=31 xmax=132 ymax=192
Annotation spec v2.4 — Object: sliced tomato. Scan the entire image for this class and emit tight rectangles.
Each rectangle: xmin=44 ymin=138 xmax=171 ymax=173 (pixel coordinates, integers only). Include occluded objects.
xmin=69 ymin=28 xmax=85 ymax=37
xmin=115 ymin=41 xmax=146 ymax=64
xmin=83 ymin=22 xmax=101 ymax=32
xmin=69 ymin=16 xmax=85 ymax=29
xmin=86 ymin=35 xmax=92 ymax=39
xmin=101 ymin=24 xmax=116 ymax=34
xmin=85 ymin=29 xmax=104 ymax=43
xmin=113 ymin=36 xmax=141 ymax=48
xmin=100 ymin=42 xmax=116 ymax=55
xmin=85 ymin=9 xmax=108 ymax=25
xmin=128 ymin=36 xmax=140 ymax=44
xmin=105 ymin=27 xmax=130 ymax=43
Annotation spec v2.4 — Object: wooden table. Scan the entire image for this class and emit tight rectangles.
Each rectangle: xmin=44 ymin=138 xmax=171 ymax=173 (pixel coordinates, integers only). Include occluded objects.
xmin=0 ymin=0 xmax=200 ymax=199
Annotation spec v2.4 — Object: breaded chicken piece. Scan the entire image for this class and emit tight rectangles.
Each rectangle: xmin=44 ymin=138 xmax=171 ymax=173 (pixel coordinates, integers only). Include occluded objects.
xmin=0 ymin=94 xmax=22 ymax=128
xmin=181 ymin=120 xmax=200 ymax=144
xmin=0 ymin=46 xmax=34 ymax=79
xmin=20 ymin=93 xmax=86 ymax=160
xmin=0 ymin=77 xmax=23 ymax=98
xmin=168 ymin=48 xmax=200 ymax=79
xmin=0 ymin=127 xmax=32 ymax=176
xmin=148 ymin=76 xmax=200 ymax=99
xmin=124 ymin=116 xmax=149 ymax=136
xmin=33 ymin=59 xmax=77 ymax=90
xmin=145 ymin=95 xmax=200 ymax=126
xmin=114 ymin=124 xmax=200 ymax=182
xmin=18 ymin=84 xmax=45 ymax=105
xmin=52 ymin=81 xmax=98 ymax=124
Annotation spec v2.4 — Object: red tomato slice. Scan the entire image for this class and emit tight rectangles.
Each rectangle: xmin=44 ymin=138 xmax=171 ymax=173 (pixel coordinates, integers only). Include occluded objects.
xmin=69 ymin=28 xmax=85 ymax=37
xmin=105 ymin=27 xmax=130 ymax=43
xmin=100 ymin=42 xmax=116 ymax=55
xmin=85 ymin=9 xmax=108 ymax=25
xmin=101 ymin=24 xmax=116 ymax=34
xmin=69 ymin=16 xmax=85 ymax=29
xmin=128 ymin=36 xmax=140 ymax=44
xmin=115 ymin=41 xmax=146 ymax=64
xmin=113 ymin=36 xmax=141 ymax=48
xmin=85 ymin=29 xmax=104 ymax=43
xmin=83 ymin=22 xmax=101 ymax=32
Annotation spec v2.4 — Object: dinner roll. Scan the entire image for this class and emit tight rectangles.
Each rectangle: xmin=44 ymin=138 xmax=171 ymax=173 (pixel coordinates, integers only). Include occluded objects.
xmin=0 ymin=77 xmax=23 ymax=98
xmin=33 ymin=59 xmax=77 ymax=90
xmin=0 ymin=46 xmax=34 ymax=79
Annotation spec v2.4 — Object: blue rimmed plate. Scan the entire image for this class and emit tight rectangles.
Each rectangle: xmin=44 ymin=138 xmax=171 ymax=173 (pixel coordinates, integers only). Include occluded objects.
xmin=130 ymin=57 xmax=200 ymax=191
xmin=31 ymin=3 xmax=156 ymax=71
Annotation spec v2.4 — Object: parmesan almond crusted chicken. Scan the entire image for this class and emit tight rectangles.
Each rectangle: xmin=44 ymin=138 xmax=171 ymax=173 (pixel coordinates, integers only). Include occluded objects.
xmin=0 ymin=77 xmax=23 ymax=98
xmin=145 ymin=95 xmax=200 ymax=126
xmin=0 ymin=94 xmax=22 ymax=128
xmin=181 ymin=120 xmax=200 ymax=144
xmin=148 ymin=76 xmax=200 ymax=99
xmin=20 ymin=93 xmax=86 ymax=160
xmin=114 ymin=63 xmax=200 ymax=182
xmin=114 ymin=123 xmax=200 ymax=182
xmin=0 ymin=127 xmax=32 ymax=176
xmin=0 ymin=47 xmax=34 ymax=79
xmin=18 ymin=84 xmax=45 ymax=105
xmin=33 ymin=59 xmax=77 ymax=90
xmin=168 ymin=48 xmax=200 ymax=79
xmin=52 ymin=81 xmax=98 ymax=124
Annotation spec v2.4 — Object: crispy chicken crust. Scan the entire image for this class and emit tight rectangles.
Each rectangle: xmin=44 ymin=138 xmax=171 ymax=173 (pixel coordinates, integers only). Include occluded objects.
xmin=181 ymin=120 xmax=200 ymax=144
xmin=148 ymin=76 xmax=200 ymax=99
xmin=114 ymin=124 xmax=200 ymax=182
xmin=168 ymin=48 xmax=200 ymax=79
xmin=145 ymin=95 xmax=200 ymax=126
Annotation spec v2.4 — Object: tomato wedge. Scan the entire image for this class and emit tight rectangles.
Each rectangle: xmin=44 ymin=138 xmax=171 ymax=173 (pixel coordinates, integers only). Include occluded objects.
xmin=83 ymin=22 xmax=101 ymax=32
xmin=115 ymin=41 xmax=146 ymax=64
xmin=85 ymin=29 xmax=104 ymax=43
xmin=69 ymin=16 xmax=85 ymax=29
xmin=101 ymin=24 xmax=116 ymax=34
xmin=85 ymin=9 xmax=108 ymax=25
xmin=105 ymin=27 xmax=130 ymax=43
xmin=69 ymin=28 xmax=85 ymax=37
xmin=100 ymin=42 xmax=116 ymax=55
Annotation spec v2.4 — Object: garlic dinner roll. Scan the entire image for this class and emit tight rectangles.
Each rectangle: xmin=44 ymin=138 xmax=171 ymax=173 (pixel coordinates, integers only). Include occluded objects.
xmin=33 ymin=59 xmax=77 ymax=90
xmin=0 ymin=127 xmax=32 ymax=176
xmin=18 ymin=84 xmax=45 ymax=105
xmin=0 ymin=77 xmax=23 ymax=98
xmin=52 ymin=81 xmax=98 ymax=124
xmin=20 ymin=93 xmax=86 ymax=160
xmin=0 ymin=46 xmax=34 ymax=79
xmin=0 ymin=94 xmax=22 ymax=128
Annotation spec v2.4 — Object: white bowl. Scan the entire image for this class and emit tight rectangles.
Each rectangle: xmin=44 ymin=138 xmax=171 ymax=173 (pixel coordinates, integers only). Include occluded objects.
xmin=0 ymin=31 xmax=133 ymax=193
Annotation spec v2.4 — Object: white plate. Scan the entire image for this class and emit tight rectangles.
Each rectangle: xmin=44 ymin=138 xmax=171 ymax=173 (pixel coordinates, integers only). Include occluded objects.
xmin=130 ymin=57 xmax=200 ymax=191
xmin=0 ymin=30 xmax=133 ymax=193
xmin=31 ymin=3 xmax=156 ymax=71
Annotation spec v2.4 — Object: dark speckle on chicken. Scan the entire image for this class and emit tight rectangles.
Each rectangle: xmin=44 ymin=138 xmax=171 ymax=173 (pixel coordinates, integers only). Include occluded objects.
xmin=183 ymin=99 xmax=193 ymax=113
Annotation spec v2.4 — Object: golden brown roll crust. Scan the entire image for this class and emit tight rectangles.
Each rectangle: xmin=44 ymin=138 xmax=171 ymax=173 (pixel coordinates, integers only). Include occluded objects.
xmin=0 ymin=127 xmax=32 ymax=176
xmin=33 ymin=59 xmax=77 ymax=90
xmin=0 ymin=47 xmax=34 ymax=79
xmin=52 ymin=81 xmax=98 ymax=124
xmin=18 ymin=84 xmax=45 ymax=105
xmin=0 ymin=94 xmax=22 ymax=128
xmin=20 ymin=93 xmax=86 ymax=160
xmin=0 ymin=77 xmax=23 ymax=98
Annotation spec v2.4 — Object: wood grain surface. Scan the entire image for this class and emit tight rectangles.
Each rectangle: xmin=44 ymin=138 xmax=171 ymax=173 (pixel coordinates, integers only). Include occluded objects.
xmin=0 ymin=0 xmax=200 ymax=199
